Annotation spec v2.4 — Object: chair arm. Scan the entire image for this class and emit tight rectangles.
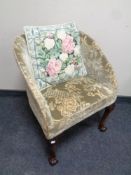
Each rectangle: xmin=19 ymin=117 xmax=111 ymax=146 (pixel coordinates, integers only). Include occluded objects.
xmin=80 ymin=31 xmax=118 ymax=92
xmin=13 ymin=35 xmax=53 ymax=135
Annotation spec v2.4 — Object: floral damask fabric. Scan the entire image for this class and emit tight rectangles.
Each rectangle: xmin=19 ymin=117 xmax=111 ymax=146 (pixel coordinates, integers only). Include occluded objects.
xmin=41 ymin=76 xmax=114 ymax=120
xmin=24 ymin=23 xmax=87 ymax=89
xmin=14 ymin=31 xmax=117 ymax=139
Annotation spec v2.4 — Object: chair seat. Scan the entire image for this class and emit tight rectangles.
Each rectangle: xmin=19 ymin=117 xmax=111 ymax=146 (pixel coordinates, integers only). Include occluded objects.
xmin=41 ymin=75 xmax=115 ymax=138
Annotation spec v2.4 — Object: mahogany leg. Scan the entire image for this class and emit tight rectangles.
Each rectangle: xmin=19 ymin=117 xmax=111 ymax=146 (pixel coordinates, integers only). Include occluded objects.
xmin=98 ymin=103 xmax=115 ymax=132
xmin=48 ymin=138 xmax=58 ymax=166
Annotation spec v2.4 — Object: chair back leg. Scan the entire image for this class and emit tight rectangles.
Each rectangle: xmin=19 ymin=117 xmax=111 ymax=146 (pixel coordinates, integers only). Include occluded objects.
xmin=98 ymin=103 xmax=116 ymax=132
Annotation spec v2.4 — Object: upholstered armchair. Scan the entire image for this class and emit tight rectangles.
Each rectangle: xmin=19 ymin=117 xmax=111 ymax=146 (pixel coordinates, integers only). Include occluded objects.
xmin=14 ymin=31 xmax=117 ymax=165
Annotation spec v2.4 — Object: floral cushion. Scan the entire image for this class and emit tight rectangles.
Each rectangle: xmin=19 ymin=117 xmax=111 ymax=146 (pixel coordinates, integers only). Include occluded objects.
xmin=24 ymin=23 xmax=87 ymax=89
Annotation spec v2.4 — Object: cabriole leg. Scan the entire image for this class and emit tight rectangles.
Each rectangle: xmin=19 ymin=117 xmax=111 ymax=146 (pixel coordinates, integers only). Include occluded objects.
xmin=98 ymin=103 xmax=116 ymax=132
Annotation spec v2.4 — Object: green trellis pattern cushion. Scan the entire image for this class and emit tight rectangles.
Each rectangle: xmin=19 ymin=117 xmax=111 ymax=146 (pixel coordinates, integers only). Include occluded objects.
xmin=24 ymin=23 xmax=87 ymax=89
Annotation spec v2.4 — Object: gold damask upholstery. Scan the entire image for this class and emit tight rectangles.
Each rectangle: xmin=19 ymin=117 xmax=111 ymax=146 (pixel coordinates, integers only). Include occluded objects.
xmin=14 ymin=32 xmax=117 ymax=140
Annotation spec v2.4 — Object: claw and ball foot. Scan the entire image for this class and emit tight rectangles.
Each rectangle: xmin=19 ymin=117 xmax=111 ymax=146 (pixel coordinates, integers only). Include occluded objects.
xmin=98 ymin=103 xmax=115 ymax=132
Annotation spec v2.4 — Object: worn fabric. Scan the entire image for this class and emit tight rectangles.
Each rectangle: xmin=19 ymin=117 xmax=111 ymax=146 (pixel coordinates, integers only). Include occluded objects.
xmin=14 ymin=31 xmax=118 ymax=139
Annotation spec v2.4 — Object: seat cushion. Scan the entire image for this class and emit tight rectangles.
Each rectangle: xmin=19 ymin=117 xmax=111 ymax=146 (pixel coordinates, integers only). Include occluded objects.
xmin=24 ymin=23 xmax=87 ymax=90
xmin=40 ymin=75 xmax=116 ymax=138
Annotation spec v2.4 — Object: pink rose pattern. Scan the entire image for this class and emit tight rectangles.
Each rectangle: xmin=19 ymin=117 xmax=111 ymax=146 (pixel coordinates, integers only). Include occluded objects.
xmin=62 ymin=35 xmax=75 ymax=54
xmin=25 ymin=25 xmax=87 ymax=89
xmin=46 ymin=58 xmax=62 ymax=76
xmin=44 ymin=33 xmax=79 ymax=78
xmin=40 ymin=30 xmax=86 ymax=86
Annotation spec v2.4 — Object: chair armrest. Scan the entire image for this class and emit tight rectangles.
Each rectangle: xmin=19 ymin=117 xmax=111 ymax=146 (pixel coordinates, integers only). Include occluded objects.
xmin=80 ymin=31 xmax=118 ymax=92
xmin=13 ymin=35 xmax=52 ymax=132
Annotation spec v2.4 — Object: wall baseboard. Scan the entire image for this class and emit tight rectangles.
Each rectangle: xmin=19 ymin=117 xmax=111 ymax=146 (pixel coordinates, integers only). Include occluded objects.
xmin=0 ymin=90 xmax=26 ymax=97
xmin=0 ymin=90 xmax=131 ymax=103
xmin=117 ymin=96 xmax=131 ymax=103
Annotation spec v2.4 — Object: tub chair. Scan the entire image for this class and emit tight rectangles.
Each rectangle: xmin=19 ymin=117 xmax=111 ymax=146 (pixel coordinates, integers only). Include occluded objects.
xmin=14 ymin=31 xmax=117 ymax=165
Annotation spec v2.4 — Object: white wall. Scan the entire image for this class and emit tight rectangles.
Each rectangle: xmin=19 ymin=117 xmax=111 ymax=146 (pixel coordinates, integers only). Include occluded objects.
xmin=0 ymin=0 xmax=131 ymax=96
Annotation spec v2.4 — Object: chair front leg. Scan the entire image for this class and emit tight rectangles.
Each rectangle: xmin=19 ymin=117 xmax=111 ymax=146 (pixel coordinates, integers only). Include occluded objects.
xmin=48 ymin=138 xmax=58 ymax=166
xmin=98 ymin=103 xmax=116 ymax=132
